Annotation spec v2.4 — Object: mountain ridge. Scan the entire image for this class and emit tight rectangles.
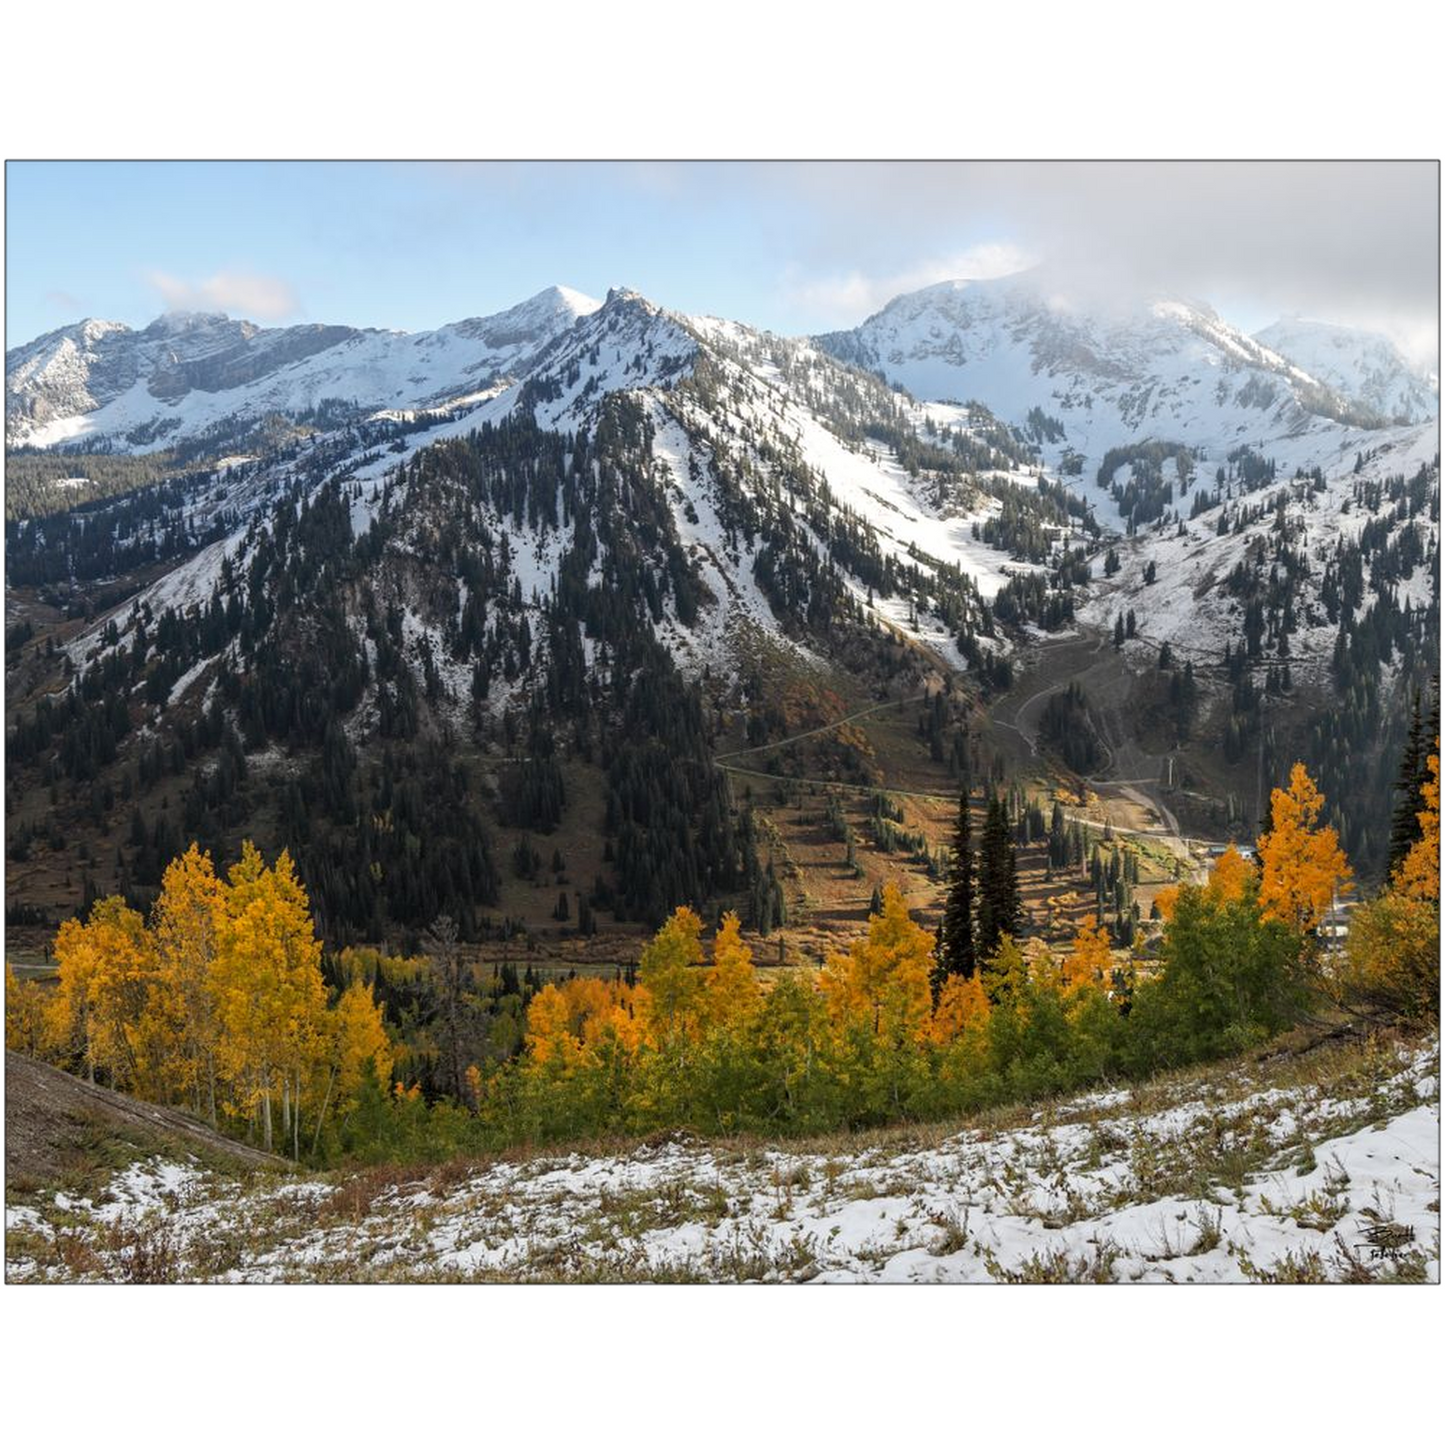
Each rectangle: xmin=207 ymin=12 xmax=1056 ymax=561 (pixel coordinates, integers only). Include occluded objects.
xmin=1254 ymin=315 xmax=1438 ymax=427
xmin=4 ymin=285 xmax=603 ymax=450
xmin=813 ymin=271 xmax=1424 ymax=478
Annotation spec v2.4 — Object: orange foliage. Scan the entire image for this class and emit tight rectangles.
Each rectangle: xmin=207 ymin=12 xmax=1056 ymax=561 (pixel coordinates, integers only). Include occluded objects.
xmin=931 ymin=971 xmax=991 ymax=1044
xmin=819 ymin=885 xmax=934 ymax=1040
xmin=1205 ymin=845 xmax=1252 ymax=905
xmin=1257 ymin=763 xmax=1352 ymax=932
xmin=525 ymin=976 xmax=651 ymax=1065
xmin=1063 ymin=915 xmax=1113 ymax=991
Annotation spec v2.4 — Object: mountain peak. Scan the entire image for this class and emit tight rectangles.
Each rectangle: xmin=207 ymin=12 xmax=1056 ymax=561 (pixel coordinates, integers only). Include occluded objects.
xmin=501 ymin=285 xmax=602 ymax=327
xmin=143 ymin=309 xmax=235 ymax=337
xmin=543 ymin=284 xmax=602 ymax=318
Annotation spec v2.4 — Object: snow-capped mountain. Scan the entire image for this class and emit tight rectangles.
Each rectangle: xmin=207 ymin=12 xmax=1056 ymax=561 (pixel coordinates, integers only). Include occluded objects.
xmin=11 ymin=275 xmax=1436 ymax=700
xmin=5 ymin=277 xmax=1438 ymax=922
xmin=814 ymin=271 xmax=1409 ymax=480
xmin=4 ymin=285 xmax=602 ymax=450
xmin=1254 ymin=317 xmax=1438 ymax=427
xmin=43 ymin=285 xmax=1039 ymax=700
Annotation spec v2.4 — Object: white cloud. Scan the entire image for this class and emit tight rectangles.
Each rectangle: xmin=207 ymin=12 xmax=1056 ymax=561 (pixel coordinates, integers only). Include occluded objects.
xmin=785 ymin=242 xmax=1033 ymax=325
xmin=146 ymin=269 xmax=300 ymax=321
xmin=763 ymin=162 xmax=1438 ymax=361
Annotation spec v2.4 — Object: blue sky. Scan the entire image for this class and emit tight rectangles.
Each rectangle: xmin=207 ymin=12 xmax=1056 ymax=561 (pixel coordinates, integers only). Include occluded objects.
xmin=9 ymin=161 xmax=1017 ymax=343
xmin=6 ymin=161 xmax=1438 ymax=361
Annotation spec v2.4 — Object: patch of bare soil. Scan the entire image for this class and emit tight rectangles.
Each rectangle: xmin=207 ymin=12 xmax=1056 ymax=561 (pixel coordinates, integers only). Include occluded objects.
xmin=5 ymin=1051 xmax=280 ymax=1192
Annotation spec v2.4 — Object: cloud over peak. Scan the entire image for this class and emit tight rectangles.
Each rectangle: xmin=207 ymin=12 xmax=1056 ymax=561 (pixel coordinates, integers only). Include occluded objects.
xmin=145 ymin=268 xmax=300 ymax=322
xmin=785 ymin=242 xmax=1034 ymax=325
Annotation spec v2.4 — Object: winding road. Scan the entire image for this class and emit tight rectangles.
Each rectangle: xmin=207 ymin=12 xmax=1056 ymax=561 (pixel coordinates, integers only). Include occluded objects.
xmin=708 ymin=623 xmax=1211 ymax=879
xmin=988 ymin=624 xmax=1206 ymax=878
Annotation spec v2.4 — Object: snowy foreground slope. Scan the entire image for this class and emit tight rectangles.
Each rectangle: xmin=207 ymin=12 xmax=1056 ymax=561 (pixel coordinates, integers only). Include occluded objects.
xmin=8 ymin=1038 xmax=1436 ymax=1283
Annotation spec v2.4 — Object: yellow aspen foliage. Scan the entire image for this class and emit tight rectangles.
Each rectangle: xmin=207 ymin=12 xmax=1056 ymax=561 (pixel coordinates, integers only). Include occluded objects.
xmin=212 ymin=843 xmax=329 ymax=1152
xmin=703 ymin=911 xmax=760 ymax=1029
xmin=1064 ymin=915 xmax=1113 ymax=991
xmin=151 ymin=843 xmax=226 ymax=1120
xmin=1340 ymin=888 xmax=1439 ymax=1019
xmin=819 ymin=885 xmax=934 ymax=1040
xmin=549 ymin=976 xmax=605 ymax=1035
xmin=330 ymin=980 xmax=394 ymax=1105
xmin=525 ymin=976 xmax=651 ymax=1066
xmin=524 ymin=983 xmax=580 ymax=1066
xmin=1205 ymin=845 xmax=1252 ymax=905
xmin=586 ymin=984 xmax=652 ymax=1054
xmin=51 ymin=914 xmax=100 ymax=1077
xmin=638 ymin=905 xmax=705 ymax=1041
xmin=1257 ymin=762 xmax=1352 ymax=932
xmin=1339 ymin=745 xmax=1440 ymax=1019
xmin=1394 ymin=748 xmax=1439 ymax=903
xmin=53 ymin=897 xmax=159 ymax=1094
xmin=930 ymin=971 xmax=991 ymax=1045
xmin=5 ymin=962 xmax=57 ymax=1057
xmin=333 ymin=946 xmax=427 ymax=989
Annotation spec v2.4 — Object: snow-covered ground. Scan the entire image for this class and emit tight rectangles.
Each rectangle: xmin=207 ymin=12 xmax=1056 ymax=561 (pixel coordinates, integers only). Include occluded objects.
xmin=8 ymin=1038 xmax=1436 ymax=1283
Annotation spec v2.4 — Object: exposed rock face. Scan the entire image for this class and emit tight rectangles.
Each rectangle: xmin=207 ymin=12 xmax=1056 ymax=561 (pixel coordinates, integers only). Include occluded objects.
xmin=146 ymin=322 xmax=360 ymax=399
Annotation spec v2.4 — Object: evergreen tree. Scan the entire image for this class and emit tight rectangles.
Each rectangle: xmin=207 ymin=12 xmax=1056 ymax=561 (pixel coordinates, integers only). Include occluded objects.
xmin=935 ymin=784 xmax=976 ymax=986
xmin=975 ymin=792 xmax=1021 ymax=958
xmin=1388 ymin=685 xmax=1438 ymax=877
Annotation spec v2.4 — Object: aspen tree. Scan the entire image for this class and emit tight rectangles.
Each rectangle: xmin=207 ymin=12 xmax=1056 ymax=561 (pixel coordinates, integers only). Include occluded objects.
xmin=1257 ymin=763 xmax=1352 ymax=933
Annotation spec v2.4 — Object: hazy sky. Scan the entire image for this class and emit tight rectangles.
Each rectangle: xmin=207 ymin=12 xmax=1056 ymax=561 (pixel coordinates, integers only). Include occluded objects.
xmin=6 ymin=160 xmax=1439 ymax=363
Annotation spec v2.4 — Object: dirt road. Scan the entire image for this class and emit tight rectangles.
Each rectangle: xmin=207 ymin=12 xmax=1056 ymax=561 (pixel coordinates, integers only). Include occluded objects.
xmin=989 ymin=626 xmax=1209 ymax=880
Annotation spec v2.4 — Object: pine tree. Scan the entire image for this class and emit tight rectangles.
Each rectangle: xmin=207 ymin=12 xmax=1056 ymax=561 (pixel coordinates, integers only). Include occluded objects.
xmin=975 ymin=793 xmax=1021 ymax=958
xmin=1388 ymin=688 xmax=1433 ymax=876
xmin=935 ymin=784 xmax=976 ymax=985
